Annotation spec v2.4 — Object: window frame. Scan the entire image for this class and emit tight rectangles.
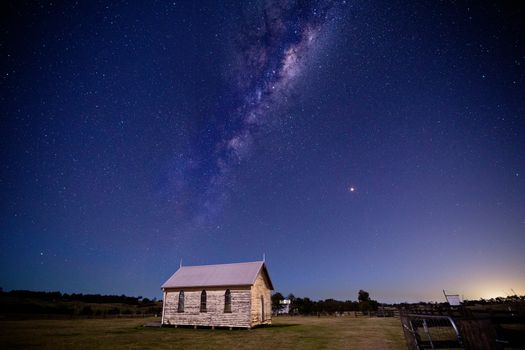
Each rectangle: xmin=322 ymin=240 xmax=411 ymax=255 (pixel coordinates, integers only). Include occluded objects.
xmin=224 ymin=289 xmax=232 ymax=313
xmin=177 ymin=290 xmax=184 ymax=313
xmin=200 ymin=290 xmax=207 ymax=313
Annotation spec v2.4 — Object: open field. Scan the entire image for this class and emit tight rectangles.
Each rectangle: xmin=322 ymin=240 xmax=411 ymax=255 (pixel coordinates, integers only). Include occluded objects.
xmin=0 ymin=315 xmax=405 ymax=350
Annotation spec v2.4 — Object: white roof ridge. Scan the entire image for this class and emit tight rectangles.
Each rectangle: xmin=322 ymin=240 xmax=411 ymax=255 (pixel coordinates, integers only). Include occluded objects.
xmin=179 ymin=260 xmax=264 ymax=268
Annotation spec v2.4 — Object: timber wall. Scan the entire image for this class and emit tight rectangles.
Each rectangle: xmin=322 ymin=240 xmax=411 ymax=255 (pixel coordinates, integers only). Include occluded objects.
xmin=163 ymin=287 xmax=251 ymax=328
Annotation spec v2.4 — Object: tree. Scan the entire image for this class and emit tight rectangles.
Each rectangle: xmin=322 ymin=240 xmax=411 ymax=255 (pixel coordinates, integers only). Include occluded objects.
xmin=358 ymin=289 xmax=378 ymax=313
xmin=358 ymin=290 xmax=370 ymax=303
xmin=358 ymin=289 xmax=371 ymax=313
xmin=297 ymin=297 xmax=314 ymax=315
xmin=287 ymin=294 xmax=297 ymax=315
xmin=271 ymin=292 xmax=285 ymax=313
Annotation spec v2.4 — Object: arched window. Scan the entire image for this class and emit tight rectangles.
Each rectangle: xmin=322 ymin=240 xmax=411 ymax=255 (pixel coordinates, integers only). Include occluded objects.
xmin=177 ymin=290 xmax=184 ymax=313
xmin=200 ymin=290 xmax=207 ymax=312
xmin=224 ymin=289 xmax=232 ymax=313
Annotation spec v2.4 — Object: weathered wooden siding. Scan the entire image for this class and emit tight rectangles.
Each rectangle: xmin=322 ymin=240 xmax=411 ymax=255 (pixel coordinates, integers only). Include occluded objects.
xmin=250 ymin=271 xmax=272 ymax=326
xmin=163 ymin=287 xmax=252 ymax=328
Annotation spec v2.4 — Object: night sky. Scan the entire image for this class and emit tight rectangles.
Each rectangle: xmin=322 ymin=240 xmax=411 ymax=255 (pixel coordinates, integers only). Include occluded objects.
xmin=1 ymin=1 xmax=524 ymax=303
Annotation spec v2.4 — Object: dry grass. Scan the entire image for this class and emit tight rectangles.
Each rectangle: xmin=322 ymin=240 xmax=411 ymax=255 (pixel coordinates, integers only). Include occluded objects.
xmin=0 ymin=315 xmax=405 ymax=349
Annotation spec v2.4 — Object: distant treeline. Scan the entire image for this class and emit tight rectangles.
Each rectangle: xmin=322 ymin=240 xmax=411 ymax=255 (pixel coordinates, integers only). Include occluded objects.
xmin=287 ymin=297 xmax=371 ymax=314
xmin=1 ymin=289 xmax=157 ymax=305
xmin=0 ymin=289 xmax=162 ymax=317
xmin=461 ymin=295 xmax=525 ymax=305
xmin=272 ymin=290 xmax=380 ymax=315
xmin=272 ymin=291 xmax=525 ymax=316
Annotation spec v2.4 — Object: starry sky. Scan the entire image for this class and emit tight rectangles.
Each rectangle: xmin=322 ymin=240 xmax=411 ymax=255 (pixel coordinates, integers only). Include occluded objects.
xmin=1 ymin=1 xmax=524 ymax=303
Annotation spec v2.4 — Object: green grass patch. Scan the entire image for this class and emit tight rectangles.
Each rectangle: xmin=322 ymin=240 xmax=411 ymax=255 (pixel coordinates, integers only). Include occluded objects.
xmin=0 ymin=316 xmax=405 ymax=349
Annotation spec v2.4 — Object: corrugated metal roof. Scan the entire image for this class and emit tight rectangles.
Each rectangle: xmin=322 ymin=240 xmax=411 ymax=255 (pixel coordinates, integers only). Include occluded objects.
xmin=161 ymin=261 xmax=274 ymax=290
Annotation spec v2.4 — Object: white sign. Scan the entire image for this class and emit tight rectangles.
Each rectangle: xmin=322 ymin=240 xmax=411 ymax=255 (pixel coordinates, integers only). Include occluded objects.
xmin=446 ymin=294 xmax=461 ymax=306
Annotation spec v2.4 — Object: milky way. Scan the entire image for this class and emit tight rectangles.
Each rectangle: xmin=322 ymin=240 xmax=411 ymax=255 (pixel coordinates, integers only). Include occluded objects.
xmin=185 ymin=1 xmax=341 ymax=225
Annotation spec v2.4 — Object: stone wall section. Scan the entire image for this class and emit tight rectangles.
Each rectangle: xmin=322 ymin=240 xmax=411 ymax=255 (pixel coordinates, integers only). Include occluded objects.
xmin=250 ymin=272 xmax=272 ymax=326
xmin=163 ymin=287 xmax=251 ymax=328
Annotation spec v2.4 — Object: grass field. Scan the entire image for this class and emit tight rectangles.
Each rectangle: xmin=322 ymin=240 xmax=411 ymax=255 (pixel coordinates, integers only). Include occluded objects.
xmin=0 ymin=316 xmax=406 ymax=349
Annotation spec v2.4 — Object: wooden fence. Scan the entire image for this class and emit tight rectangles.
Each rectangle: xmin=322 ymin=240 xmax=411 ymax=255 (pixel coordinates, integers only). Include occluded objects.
xmin=400 ymin=310 xmax=525 ymax=349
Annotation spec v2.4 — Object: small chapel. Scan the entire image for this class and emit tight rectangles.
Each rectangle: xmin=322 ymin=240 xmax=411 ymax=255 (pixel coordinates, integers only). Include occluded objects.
xmin=161 ymin=260 xmax=274 ymax=329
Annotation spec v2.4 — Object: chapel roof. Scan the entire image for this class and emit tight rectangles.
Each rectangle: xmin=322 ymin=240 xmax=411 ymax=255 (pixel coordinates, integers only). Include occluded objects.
xmin=161 ymin=260 xmax=274 ymax=290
